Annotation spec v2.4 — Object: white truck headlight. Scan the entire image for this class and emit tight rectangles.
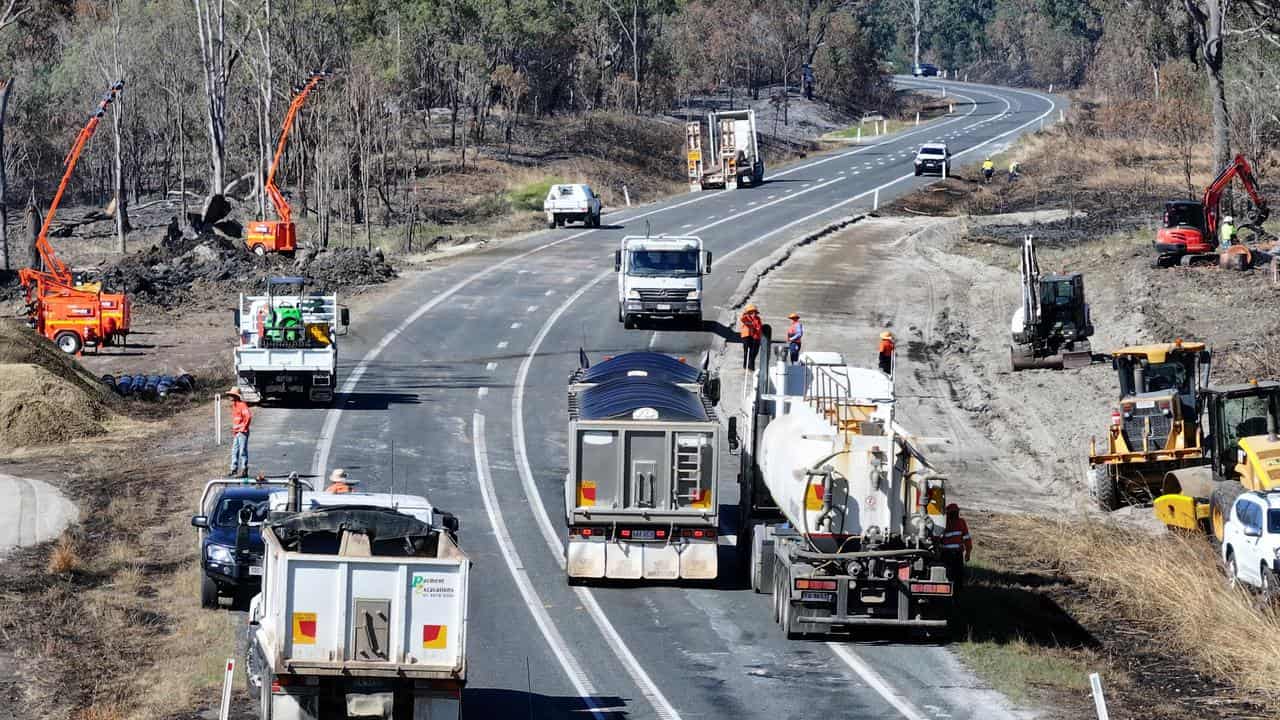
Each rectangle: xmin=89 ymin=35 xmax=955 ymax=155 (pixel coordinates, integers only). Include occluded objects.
xmin=686 ymin=290 xmax=700 ymax=301
xmin=206 ymin=544 xmax=234 ymax=564
xmin=627 ymin=290 xmax=641 ymax=300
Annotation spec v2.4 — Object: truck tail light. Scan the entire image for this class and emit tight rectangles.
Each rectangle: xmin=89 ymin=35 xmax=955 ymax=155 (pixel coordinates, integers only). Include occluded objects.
xmin=909 ymin=582 xmax=953 ymax=596
xmin=569 ymin=527 xmax=602 ymax=538
xmin=897 ymin=565 xmax=911 ymax=581
xmin=795 ymin=578 xmax=837 ymax=591
xmin=680 ymin=528 xmax=717 ymax=539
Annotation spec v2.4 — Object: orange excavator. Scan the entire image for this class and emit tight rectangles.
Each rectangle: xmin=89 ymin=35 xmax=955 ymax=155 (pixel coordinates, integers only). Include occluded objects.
xmin=245 ymin=72 xmax=327 ymax=256
xmin=1154 ymin=153 xmax=1271 ymax=269
xmin=19 ymin=81 xmax=131 ymax=355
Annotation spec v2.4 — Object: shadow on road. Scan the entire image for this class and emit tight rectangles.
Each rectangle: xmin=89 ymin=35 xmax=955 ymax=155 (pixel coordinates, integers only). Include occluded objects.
xmin=463 ymin=689 xmax=630 ymax=719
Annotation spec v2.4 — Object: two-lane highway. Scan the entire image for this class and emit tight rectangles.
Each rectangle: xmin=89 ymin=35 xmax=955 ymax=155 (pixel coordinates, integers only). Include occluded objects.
xmin=253 ymin=78 xmax=1063 ymax=719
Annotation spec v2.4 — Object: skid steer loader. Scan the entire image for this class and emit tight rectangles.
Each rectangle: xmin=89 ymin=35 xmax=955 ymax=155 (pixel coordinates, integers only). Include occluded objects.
xmin=1088 ymin=341 xmax=1210 ymax=510
xmin=1010 ymin=235 xmax=1094 ymax=370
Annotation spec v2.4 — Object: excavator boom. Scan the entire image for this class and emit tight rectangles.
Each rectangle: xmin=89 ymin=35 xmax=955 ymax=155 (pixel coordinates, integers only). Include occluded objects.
xmin=1202 ymin=153 xmax=1270 ymax=237
xmin=264 ymin=72 xmax=326 ymax=225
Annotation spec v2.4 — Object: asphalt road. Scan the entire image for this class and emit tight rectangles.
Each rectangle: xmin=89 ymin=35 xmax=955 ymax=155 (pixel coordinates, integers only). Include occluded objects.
xmin=251 ymin=77 xmax=1064 ymax=719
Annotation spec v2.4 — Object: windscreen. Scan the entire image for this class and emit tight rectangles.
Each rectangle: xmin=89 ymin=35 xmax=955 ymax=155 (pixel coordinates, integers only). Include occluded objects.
xmin=213 ymin=497 xmax=268 ymax=527
xmin=1040 ymin=280 xmax=1075 ymax=306
xmin=919 ymin=147 xmax=945 ymax=157
xmin=628 ymin=250 xmax=700 ymax=277
xmin=1218 ymin=394 xmax=1276 ymax=452
xmin=1164 ymin=204 xmax=1203 ymax=229
xmin=1143 ymin=361 xmax=1190 ymax=393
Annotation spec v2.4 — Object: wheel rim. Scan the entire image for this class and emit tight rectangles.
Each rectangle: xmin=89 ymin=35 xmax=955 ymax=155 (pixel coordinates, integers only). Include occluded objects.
xmin=57 ymin=334 xmax=78 ymax=353
xmin=254 ymin=245 xmax=266 ymax=256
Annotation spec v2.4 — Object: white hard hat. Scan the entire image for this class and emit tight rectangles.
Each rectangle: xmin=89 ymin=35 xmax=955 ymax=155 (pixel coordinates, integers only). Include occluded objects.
xmin=329 ymin=468 xmax=355 ymax=483
xmin=1224 ymin=215 xmax=1234 ymax=223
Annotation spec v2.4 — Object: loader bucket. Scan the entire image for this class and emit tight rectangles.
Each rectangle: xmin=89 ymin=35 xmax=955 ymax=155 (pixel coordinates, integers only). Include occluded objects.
xmin=1010 ymin=346 xmax=1063 ymax=371
xmin=1061 ymin=349 xmax=1093 ymax=369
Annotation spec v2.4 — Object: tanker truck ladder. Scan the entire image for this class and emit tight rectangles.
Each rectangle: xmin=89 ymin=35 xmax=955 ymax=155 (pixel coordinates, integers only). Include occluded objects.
xmin=803 ymin=359 xmax=887 ymax=437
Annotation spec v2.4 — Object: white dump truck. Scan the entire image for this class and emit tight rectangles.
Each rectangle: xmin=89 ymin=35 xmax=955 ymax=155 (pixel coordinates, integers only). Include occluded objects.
xmin=733 ymin=336 xmax=955 ymax=637
xmin=564 ymin=351 xmax=722 ymax=581
xmin=234 ymin=276 xmax=349 ymax=404
xmin=686 ymin=108 xmax=764 ymax=191
xmin=245 ymin=478 xmax=469 ymax=720
xmin=615 ymin=235 xmax=711 ymax=328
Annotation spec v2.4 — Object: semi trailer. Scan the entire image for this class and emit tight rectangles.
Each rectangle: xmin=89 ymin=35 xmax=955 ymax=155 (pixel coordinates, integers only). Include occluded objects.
xmin=734 ymin=336 xmax=956 ymax=637
xmin=563 ymin=351 xmax=723 ymax=581
xmin=686 ymin=109 xmax=764 ymax=191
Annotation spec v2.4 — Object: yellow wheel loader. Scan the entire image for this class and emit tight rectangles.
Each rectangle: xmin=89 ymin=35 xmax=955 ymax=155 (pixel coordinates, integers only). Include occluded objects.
xmin=1088 ymin=342 xmax=1211 ymax=510
xmin=1154 ymin=380 xmax=1280 ymax=541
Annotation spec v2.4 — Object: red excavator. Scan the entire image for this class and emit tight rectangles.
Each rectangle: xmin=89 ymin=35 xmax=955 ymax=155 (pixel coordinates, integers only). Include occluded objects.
xmin=244 ymin=72 xmax=327 ymax=256
xmin=19 ymin=81 xmax=131 ymax=355
xmin=1154 ymin=153 xmax=1271 ymax=268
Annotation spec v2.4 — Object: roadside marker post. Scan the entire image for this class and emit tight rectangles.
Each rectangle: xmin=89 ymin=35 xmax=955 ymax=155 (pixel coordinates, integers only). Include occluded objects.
xmin=219 ymin=658 xmax=235 ymax=720
xmin=214 ymin=395 xmax=222 ymax=446
xmin=915 ymin=112 xmax=920 ymax=126
xmin=1089 ymin=673 xmax=1110 ymax=720
xmin=623 ymin=185 xmax=631 ymax=207
xmin=873 ymin=189 xmax=880 ymax=211
xmin=856 ymin=127 xmax=861 ymax=144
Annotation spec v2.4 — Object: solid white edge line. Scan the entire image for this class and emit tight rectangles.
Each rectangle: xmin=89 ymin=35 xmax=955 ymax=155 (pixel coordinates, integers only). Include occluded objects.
xmin=827 ymin=643 xmax=928 ymax=720
xmin=471 ymin=413 xmax=610 ymax=720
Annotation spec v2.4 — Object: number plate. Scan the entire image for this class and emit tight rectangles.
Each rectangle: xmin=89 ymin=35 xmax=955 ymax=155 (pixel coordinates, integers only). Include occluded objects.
xmin=1137 ymin=400 xmax=1156 ymax=409
xmin=629 ymin=529 xmax=657 ymax=540
xmin=656 ymin=304 xmax=672 ymax=311
xmin=800 ymin=590 xmax=835 ymax=602
xmin=249 ymin=564 xmax=263 ymax=576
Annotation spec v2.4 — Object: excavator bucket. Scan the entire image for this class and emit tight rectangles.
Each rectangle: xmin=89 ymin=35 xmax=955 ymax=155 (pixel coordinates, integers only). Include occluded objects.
xmin=1061 ymin=349 xmax=1093 ymax=369
xmin=1218 ymin=245 xmax=1252 ymax=270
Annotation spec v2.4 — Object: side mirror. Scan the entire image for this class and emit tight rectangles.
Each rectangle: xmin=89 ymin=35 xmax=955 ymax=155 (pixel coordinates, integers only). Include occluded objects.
xmin=614 ymin=250 xmax=622 ymax=272
xmin=191 ymin=515 xmax=209 ymax=529
xmin=704 ymin=251 xmax=713 ymax=274
xmin=727 ymin=416 xmax=740 ymax=455
xmin=705 ymin=376 xmax=721 ymax=405
xmin=340 ymin=307 xmax=350 ymax=326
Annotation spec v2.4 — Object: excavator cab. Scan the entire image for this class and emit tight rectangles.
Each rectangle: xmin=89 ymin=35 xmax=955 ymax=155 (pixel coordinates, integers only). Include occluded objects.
xmin=1088 ymin=342 xmax=1210 ymax=510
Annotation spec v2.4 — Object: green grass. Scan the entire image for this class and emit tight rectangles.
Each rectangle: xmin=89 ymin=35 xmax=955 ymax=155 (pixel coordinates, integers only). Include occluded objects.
xmin=507 ymin=177 xmax=564 ymax=211
xmin=954 ymin=636 xmax=1095 ymax=704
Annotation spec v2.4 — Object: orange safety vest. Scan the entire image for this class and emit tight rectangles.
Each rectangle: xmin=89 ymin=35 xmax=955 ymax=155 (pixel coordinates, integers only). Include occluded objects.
xmin=878 ymin=338 xmax=895 ymax=355
xmin=740 ymin=312 xmax=763 ymax=340
xmin=941 ymin=517 xmax=972 ymax=553
xmin=327 ymin=482 xmax=352 ymax=494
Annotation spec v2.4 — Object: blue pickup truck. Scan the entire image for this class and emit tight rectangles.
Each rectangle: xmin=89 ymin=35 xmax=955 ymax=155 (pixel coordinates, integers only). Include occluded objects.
xmin=191 ymin=482 xmax=277 ymax=609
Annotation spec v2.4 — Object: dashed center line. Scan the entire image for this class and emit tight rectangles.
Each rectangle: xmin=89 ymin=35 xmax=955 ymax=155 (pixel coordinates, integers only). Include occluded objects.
xmin=485 ymin=362 xmax=497 ymax=372
xmin=477 ymin=387 xmax=489 ymax=398
xmin=510 ymin=322 xmax=521 ymax=329
xmin=526 ymin=305 xmax=539 ymax=313
xmin=497 ymin=340 xmax=509 ymax=349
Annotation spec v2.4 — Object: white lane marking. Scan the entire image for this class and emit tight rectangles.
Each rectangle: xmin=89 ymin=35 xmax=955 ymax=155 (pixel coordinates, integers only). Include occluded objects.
xmin=511 ymin=322 xmax=521 ymax=329
xmin=563 ymin=276 xmax=576 ymax=284
xmin=510 ymin=80 xmax=1056 ymax=720
xmin=648 ymin=332 xmax=660 ymax=350
xmin=471 ymin=414 xmax=609 ymax=720
xmin=768 ymin=195 xmax=777 ymax=199
xmin=497 ymin=340 xmax=509 ymax=349
xmin=512 ymin=285 xmax=682 ymax=720
xmin=707 ymin=215 xmax=717 ymax=220
xmin=527 ymin=305 xmax=539 ymax=313
xmin=477 ymin=387 xmax=489 ymax=398
xmin=681 ymin=223 xmax=693 ymax=229
xmin=828 ymin=644 xmax=928 ymax=720
xmin=545 ymin=289 xmax=555 ymax=296
xmin=748 ymin=201 xmax=758 ymax=206
xmin=485 ymin=362 xmax=497 ymax=372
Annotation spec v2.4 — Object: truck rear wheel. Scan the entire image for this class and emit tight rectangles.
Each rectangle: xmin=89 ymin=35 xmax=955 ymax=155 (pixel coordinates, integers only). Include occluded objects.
xmin=1090 ymin=465 xmax=1120 ymax=511
xmin=54 ymin=331 xmax=83 ymax=355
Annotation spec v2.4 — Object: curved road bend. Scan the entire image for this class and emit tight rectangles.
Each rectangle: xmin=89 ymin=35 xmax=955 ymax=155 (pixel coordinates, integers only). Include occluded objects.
xmin=252 ymin=78 xmax=1063 ymax=719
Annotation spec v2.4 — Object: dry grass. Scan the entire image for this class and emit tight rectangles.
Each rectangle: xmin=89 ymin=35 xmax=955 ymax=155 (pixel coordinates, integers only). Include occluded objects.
xmin=1012 ymin=515 xmax=1280 ymax=698
xmin=46 ymin=532 xmax=81 ymax=575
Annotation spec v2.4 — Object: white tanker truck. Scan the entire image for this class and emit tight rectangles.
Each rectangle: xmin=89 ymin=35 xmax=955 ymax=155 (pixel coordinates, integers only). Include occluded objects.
xmin=730 ymin=333 xmax=955 ymax=638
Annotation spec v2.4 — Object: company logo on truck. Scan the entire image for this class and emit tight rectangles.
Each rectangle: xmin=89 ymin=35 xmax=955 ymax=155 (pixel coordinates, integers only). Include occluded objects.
xmin=411 ymin=573 xmax=456 ymax=598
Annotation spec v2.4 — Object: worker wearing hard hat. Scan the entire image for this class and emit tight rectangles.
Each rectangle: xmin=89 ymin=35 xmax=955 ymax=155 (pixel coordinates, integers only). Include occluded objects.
xmin=1220 ymin=215 xmax=1237 ymax=249
xmin=739 ymin=304 xmax=764 ymax=371
xmin=786 ymin=313 xmax=804 ymax=363
xmin=225 ymin=387 xmax=252 ymax=479
xmin=940 ymin=503 xmax=973 ymax=591
xmin=877 ymin=331 xmax=895 ymax=375
xmin=981 ymin=158 xmax=995 ymax=183
xmin=326 ymin=468 xmax=359 ymax=494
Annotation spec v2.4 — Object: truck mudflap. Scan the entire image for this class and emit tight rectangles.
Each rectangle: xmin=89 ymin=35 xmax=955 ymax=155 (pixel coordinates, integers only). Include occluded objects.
xmin=269 ymin=679 xmax=462 ymax=720
xmin=567 ymin=536 xmax=718 ymax=580
xmin=269 ymin=687 xmax=319 ymax=720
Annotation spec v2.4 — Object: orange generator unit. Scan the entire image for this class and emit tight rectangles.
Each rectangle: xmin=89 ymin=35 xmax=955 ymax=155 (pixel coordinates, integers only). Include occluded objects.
xmin=245 ymin=72 xmax=327 ymax=256
xmin=19 ymin=81 xmax=131 ymax=355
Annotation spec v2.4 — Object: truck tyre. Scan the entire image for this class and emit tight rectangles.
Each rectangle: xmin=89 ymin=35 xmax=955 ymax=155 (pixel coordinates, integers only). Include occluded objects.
xmin=779 ymin=573 xmax=803 ymax=640
xmin=547 ymin=216 xmax=556 ymax=229
xmin=1211 ymin=481 xmax=1246 ymax=543
xmin=590 ymin=212 xmax=601 ymax=228
xmin=1090 ymin=465 xmax=1120 ymax=511
xmin=258 ymin=670 xmax=273 ymax=720
xmin=1225 ymin=549 xmax=1240 ymax=590
xmin=617 ymin=304 xmax=624 ymax=324
xmin=623 ymin=314 xmax=635 ymax=330
xmin=200 ymin=575 xmax=219 ymax=609
xmin=253 ymin=244 xmax=267 ymax=257
xmin=555 ymin=214 xmax=564 ymax=228
xmin=54 ymin=331 xmax=83 ymax=355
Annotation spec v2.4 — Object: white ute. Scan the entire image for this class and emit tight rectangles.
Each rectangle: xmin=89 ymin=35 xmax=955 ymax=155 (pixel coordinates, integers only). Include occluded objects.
xmin=234 ymin=276 xmax=349 ymax=405
xmin=543 ymin=183 xmax=602 ymax=229
xmin=1222 ymin=490 xmax=1280 ymax=600
xmin=913 ymin=143 xmax=951 ymax=177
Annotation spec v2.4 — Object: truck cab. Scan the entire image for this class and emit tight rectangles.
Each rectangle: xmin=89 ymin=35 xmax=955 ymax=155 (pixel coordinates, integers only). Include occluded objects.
xmin=615 ymin=235 xmax=710 ymax=328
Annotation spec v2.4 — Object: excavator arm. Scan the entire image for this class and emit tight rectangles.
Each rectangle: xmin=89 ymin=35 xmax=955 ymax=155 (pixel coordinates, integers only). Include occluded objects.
xmin=24 ymin=81 xmax=124 ymax=288
xmin=263 ymin=72 xmax=327 ymax=225
xmin=1202 ymin=154 xmax=1270 ymax=237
